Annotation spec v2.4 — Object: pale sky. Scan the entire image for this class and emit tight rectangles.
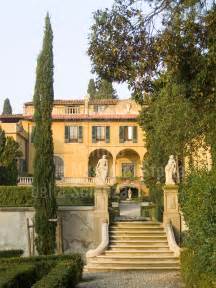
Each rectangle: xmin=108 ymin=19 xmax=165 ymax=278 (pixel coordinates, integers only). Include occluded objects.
xmin=0 ymin=0 xmax=130 ymax=114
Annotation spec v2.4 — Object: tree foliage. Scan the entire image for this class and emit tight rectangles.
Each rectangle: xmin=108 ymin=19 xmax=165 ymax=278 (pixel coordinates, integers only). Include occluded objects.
xmin=87 ymin=78 xmax=117 ymax=99
xmin=33 ymin=14 xmax=57 ymax=255
xmin=0 ymin=127 xmax=21 ymax=185
xmin=87 ymin=79 xmax=97 ymax=99
xmin=2 ymin=98 xmax=12 ymax=115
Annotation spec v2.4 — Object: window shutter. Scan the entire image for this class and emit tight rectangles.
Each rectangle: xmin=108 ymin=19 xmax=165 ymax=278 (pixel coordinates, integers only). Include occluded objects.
xmin=65 ymin=126 xmax=69 ymax=143
xmin=119 ymin=126 xmax=125 ymax=143
xmin=105 ymin=126 xmax=110 ymax=143
xmin=133 ymin=126 xmax=138 ymax=143
xmin=78 ymin=126 xmax=83 ymax=143
xmin=92 ymin=126 xmax=97 ymax=143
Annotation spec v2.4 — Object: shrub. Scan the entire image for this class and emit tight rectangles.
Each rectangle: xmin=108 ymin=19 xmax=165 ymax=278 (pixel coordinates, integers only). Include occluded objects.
xmin=0 ymin=186 xmax=94 ymax=207
xmin=181 ymin=249 xmax=216 ymax=288
xmin=32 ymin=261 xmax=81 ymax=288
xmin=179 ymin=169 xmax=216 ymax=287
xmin=0 ymin=250 xmax=24 ymax=258
xmin=0 ymin=262 xmax=52 ymax=288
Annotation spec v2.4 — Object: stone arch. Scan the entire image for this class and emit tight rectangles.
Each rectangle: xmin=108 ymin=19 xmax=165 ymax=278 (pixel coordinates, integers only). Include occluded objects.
xmin=115 ymin=149 xmax=141 ymax=178
xmin=54 ymin=155 xmax=64 ymax=179
xmin=88 ymin=149 xmax=113 ymax=177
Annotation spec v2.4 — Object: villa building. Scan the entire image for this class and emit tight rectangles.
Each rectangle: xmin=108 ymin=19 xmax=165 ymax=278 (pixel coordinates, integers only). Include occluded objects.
xmin=0 ymin=98 xmax=147 ymax=192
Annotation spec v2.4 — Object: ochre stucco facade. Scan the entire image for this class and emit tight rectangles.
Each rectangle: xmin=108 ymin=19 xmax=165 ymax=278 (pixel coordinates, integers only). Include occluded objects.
xmin=0 ymin=98 xmax=147 ymax=181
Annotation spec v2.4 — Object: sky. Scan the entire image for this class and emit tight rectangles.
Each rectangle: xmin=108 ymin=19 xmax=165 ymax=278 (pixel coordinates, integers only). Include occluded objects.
xmin=0 ymin=0 xmax=130 ymax=114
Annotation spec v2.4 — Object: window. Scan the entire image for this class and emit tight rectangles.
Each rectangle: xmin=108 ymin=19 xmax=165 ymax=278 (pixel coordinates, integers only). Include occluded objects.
xmin=65 ymin=106 xmax=80 ymax=114
xmin=65 ymin=126 xmax=83 ymax=143
xmin=93 ymin=105 xmax=105 ymax=113
xmin=119 ymin=126 xmax=138 ymax=143
xmin=122 ymin=163 xmax=135 ymax=178
xmin=92 ymin=126 xmax=110 ymax=143
xmin=54 ymin=156 xmax=64 ymax=179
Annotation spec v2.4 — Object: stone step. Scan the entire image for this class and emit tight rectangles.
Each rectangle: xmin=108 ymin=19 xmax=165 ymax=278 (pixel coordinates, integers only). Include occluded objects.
xmin=85 ymin=265 xmax=180 ymax=272
xmin=110 ymin=236 xmax=168 ymax=243
xmin=110 ymin=240 xmax=169 ymax=246
xmin=105 ymin=250 xmax=175 ymax=257
xmin=114 ymin=221 xmax=160 ymax=225
xmin=112 ymin=223 xmax=162 ymax=228
xmin=88 ymin=260 xmax=179 ymax=268
xmin=96 ymin=256 xmax=179 ymax=262
xmin=109 ymin=246 xmax=170 ymax=251
xmin=110 ymin=230 xmax=166 ymax=235
xmin=111 ymin=226 xmax=164 ymax=231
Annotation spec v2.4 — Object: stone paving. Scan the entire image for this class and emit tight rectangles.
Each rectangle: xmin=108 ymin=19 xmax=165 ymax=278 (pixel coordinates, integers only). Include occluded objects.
xmin=77 ymin=271 xmax=184 ymax=288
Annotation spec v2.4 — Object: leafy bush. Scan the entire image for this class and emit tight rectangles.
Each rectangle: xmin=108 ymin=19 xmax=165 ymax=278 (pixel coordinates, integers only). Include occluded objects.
xmin=179 ymin=169 xmax=216 ymax=287
xmin=0 ymin=262 xmax=52 ymax=288
xmin=32 ymin=261 xmax=80 ymax=288
xmin=0 ymin=254 xmax=83 ymax=288
xmin=181 ymin=249 xmax=216 ymax=288
xmin=0 ymin=250 xmax=24 ymax=259
xmin=0 ymin=186 xmax=94 ymax=207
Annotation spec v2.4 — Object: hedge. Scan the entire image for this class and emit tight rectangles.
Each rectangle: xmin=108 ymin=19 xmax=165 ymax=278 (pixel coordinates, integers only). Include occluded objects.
xmin=179 ymin=169 xmax=216 ymax=288
xmin=0 ymin=186 xmax=94 ymax=207
xmin=32 ymin=261 xmax=80 ymax=288
xmin=0 ymin=254 xmax=83 ymax=288
xmin=0 ymin=250 xmax=24 ymax=259
xmin=181 ymin=249 xmax=216 ymax=288
xmin=0 ymin=262 xmax=52 ymax=288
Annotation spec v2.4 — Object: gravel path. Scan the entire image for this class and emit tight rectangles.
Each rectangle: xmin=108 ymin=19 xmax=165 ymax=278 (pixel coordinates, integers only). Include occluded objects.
xmin=77 ymin=271 xmax=184 ymax=288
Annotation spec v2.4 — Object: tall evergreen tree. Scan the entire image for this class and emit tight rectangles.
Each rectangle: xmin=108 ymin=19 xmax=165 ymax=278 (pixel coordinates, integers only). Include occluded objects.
xmin=96 ymin=79 xmax=117 ymax=99
xmin=0 ymin=127 xmax=21 ymax=185
xmin=33 ymin=14 xmax=57 ymax=255
xmin=87 ymin=79 xmax=97 ymax=99
xmin=2 ymin=98 xmax=12 ymax=115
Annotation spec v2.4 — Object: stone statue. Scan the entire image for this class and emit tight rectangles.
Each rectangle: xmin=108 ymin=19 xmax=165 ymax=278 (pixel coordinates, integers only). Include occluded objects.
xmin=165 ymin=155 xmax=176 ymax=185
xmin=95 ymin=155 xmax=109 ymax=185
xmin=127 ymin=188 xmax=132 ymax=200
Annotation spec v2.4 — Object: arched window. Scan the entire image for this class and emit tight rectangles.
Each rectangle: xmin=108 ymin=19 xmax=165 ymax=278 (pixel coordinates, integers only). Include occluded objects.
xmin=54 ymin=156 xmax=64 ymax=179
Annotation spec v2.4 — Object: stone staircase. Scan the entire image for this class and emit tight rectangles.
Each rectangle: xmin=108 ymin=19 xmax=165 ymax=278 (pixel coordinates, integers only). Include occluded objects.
xmin=86 ymin=221 xmax=180 ymax=272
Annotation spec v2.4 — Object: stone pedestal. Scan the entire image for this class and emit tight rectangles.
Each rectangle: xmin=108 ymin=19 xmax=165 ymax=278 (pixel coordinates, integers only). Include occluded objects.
xmin=163 ymin=185 xmax=181 ymax=242
xmin=93 ymin=186 xmax=110 ymax=245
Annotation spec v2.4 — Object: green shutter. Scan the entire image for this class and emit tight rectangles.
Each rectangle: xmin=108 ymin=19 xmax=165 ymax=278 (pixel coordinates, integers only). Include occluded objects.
xmin=78 ymin=126 xmax=83 ymax=143
xmin=133 ymin=126 xmax=138 ymax=143
xmin=92 ymin=126 xmax=97 ymax=143
xmin=119 ymin=126 xmax=125 ymax=143
xmin=106 ymin=126 xmax=110 ymax=143
xmin=65 ymin=126 xmax=69 ymax=143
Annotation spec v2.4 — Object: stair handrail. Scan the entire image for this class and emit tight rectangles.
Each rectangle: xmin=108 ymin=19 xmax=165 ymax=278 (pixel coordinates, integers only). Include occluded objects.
xmin=165 ymin=221 xmax=180 ymax=257
xmin=86 ymin=220 xmax=109 ymax=258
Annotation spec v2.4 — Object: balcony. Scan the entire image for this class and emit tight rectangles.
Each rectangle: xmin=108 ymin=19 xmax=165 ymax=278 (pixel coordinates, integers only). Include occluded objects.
xmin=18 ymin=177 xmax=116 ymax=187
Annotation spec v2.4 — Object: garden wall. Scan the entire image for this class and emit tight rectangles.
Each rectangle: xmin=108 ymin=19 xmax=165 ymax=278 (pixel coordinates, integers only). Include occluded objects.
xmin=0 ymin=206 xmax=96 ymax=256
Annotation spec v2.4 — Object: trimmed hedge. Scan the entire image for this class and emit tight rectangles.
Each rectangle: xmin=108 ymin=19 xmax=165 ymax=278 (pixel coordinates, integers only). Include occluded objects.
xmin=0 ymin=254 xmax=83 ymax=288
xmin=32 ymin=261 xmax=80 ymax=288
xmin=0 ymin=262 xmax=52 ymax=288
xmin=181 ymin=249 xmax=216 ymax=288
xmin=0 ymin=250 xmax=24 ymax=258
xmin=179 ymin=169 xmax=216 ymax=288
xmin=0 ymin=186 xmax=94 ymax=207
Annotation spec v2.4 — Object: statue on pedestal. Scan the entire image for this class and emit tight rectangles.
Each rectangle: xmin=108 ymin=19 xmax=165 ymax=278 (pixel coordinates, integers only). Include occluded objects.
xmin=95 ymin=155 xmax=109 ymax=185
xmin=165 ymin=155 xmax=176 ymax=185
xmin=127 ymin=188 xmax=132 ymax=200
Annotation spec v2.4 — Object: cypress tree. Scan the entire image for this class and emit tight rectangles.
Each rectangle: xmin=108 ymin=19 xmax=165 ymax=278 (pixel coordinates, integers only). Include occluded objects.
xmin=2 ymin=98 xmax=12 ymax=115
xmin=33 ymin=14 xmax=57 ymax=255
xmin=96 ymin=79 xmax=117 ymax=99
xmin=87 ymin=79 xmax=96 ymax=99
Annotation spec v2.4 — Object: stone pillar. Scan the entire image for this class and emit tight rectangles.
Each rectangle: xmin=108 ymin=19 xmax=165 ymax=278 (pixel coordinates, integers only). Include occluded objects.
xmin=163 ymin=185 xmax=181 ymax=242
xmin=93 ymin=186 xmax=110 ymax=245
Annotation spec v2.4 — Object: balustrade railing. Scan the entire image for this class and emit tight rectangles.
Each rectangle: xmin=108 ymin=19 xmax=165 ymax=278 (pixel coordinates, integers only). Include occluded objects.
xmin=18 ymin=176 xmax=116 ymax=186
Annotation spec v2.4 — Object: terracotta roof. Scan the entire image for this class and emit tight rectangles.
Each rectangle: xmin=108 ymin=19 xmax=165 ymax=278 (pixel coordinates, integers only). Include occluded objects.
xmin=0 ymin=114 xmax=23 ymax=122
xmin=24 ymin=114 xmax=138 ymax=121
xmin=24 ymin=99 xmax=118 ymax=106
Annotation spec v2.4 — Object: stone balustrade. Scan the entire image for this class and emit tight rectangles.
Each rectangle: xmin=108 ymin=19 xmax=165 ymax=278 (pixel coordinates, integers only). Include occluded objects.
xmin=18 ymin=176 xmax=116 ymax=186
